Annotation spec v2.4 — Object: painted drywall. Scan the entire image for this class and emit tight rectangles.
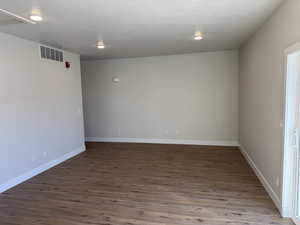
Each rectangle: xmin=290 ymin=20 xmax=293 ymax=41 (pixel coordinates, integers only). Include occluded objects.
xmin=239 ymin=0 xmax=300 ymax=203
xmin=82 ymin=51 xmax=239 ymax=144
xmin=0 ymin=32 xmax=85 ymax=188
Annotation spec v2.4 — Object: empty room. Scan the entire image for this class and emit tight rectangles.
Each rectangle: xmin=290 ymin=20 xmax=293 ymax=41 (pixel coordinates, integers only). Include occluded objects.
xmin=1 ymin=0 xmax=300 ymax=224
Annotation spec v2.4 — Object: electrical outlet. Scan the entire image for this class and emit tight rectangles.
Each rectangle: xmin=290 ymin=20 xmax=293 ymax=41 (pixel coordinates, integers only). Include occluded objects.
xmin=276 ymin=177 xmax=280 ymax=187
xmin=280 ymin=120 xmax=284 ymax=128
xmin=77 ymin=108 xmax=82 ymax=116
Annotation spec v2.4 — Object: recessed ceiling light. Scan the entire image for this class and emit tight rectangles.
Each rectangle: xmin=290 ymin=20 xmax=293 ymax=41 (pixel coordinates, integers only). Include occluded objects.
xmin=30 ymin=14 xmax=43 ymax=22
xmin=96 ymin=41 xmax=105 ymax=49
xmin=30 ymin=9 xmax=43 ymax=22
xmin=194 ymin=31 xmax=203 ymax=40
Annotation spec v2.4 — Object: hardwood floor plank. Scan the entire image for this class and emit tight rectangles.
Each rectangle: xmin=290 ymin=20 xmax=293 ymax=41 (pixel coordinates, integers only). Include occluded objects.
xmin=0 ymin=142 xmax=294 ymax=225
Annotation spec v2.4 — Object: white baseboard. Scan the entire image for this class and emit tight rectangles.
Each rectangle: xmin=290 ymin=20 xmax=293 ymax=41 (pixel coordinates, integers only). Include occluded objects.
xmin=239 ymin=145 xmax=281 ymax=213
xmin=0 ymin=145 xmax=86 ymax=193
xmin=85 ymin=137 xmax=239 ymax=147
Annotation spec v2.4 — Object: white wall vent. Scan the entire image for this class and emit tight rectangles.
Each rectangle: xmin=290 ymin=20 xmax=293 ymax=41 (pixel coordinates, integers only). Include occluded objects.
xmin=0 ymin=8 xmax=35 ymax=26
xmin=40 ymin=45 xmax=64 ymax=62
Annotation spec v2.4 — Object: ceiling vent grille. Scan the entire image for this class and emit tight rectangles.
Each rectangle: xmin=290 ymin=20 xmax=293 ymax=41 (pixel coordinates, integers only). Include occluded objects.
xmin=0 ymin=8 xmax=35 ymax=26
xmin=40 ymin=45 xmax=64 ymax=62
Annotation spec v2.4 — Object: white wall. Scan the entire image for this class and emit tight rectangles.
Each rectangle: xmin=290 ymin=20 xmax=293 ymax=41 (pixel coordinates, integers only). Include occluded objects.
xmin=239 ymin=0 xmax=300 ymax=205
xmin=0 ymin=32 xmax=85 ymax=190
xmin=82 ymin=51 xmax=239 ymax=145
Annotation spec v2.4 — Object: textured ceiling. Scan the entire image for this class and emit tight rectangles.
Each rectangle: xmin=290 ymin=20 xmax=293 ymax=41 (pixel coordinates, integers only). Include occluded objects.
xmin=0 ymin=0 xmax=284 ymax=59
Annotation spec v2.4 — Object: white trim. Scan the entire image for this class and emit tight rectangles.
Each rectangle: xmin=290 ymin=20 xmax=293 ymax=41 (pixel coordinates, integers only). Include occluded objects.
xmin=282 ymin=42 xmax=300 ymax=220
xmin=281 ymin=48 xmax=291 ymax=218
xmin=85 ymin=137 xmax=239 ymax=147
xmin=0 ymin=145 xmax=86 ymax=193
xmin=239 ymin=145 xmax=281 ymax=212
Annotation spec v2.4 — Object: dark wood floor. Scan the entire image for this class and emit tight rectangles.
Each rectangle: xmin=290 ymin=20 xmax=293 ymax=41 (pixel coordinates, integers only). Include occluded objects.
xmin=0 ymin=142 xmax=293 ymax=225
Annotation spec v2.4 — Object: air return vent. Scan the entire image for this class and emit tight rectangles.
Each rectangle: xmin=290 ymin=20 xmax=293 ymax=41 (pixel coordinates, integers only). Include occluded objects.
xmin=0 ymin=8 xmax=35 ymax=26
xmin=40 ymin=45 xmax=64 ymax=62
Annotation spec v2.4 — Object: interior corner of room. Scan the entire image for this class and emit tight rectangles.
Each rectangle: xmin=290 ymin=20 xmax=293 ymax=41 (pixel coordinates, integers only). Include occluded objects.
xmin=1 ymin=0 xmax=300 ymax=224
